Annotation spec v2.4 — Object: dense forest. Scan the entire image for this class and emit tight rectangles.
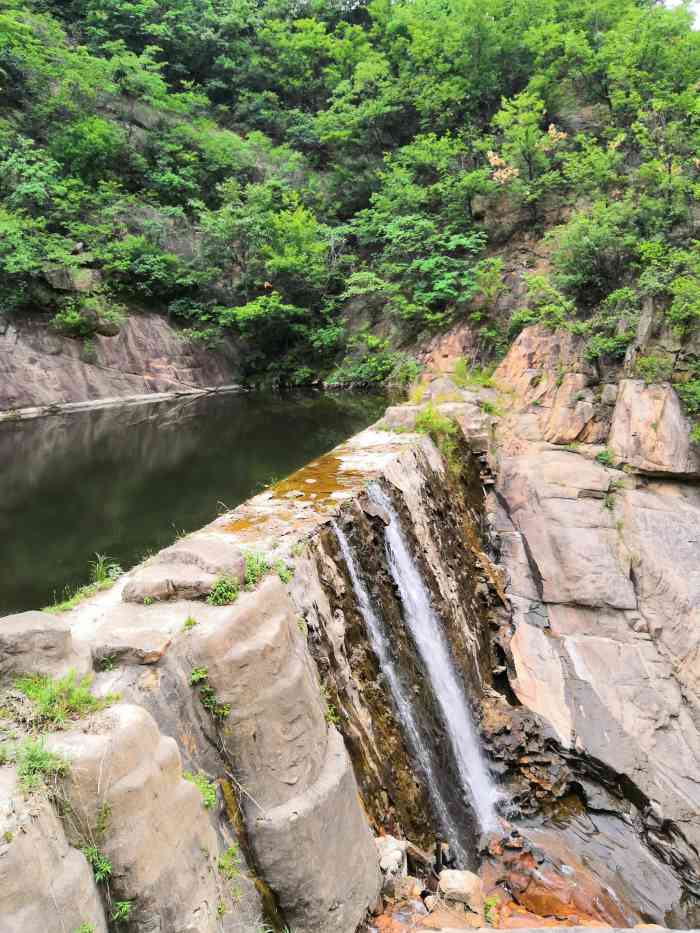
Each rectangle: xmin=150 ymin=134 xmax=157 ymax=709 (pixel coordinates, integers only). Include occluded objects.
xmin=1 ymin=0 xmax=700 ymax=417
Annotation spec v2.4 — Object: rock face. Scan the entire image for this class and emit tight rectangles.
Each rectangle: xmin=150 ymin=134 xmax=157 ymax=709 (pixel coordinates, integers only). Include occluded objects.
xmin=2 ymin=330 xmax=700 ymax=930
xmin=0 ymin=769 xmax=107 ymax=933
xmin=0 ymin=311 xmax=241 ymax=411
xmin=489 ymin=327 xmax=700 ymax=924
xmin=47 ymin=704 xmax=229 ymax=933
xmin=608 ymin=378 xmax=700 ymax=476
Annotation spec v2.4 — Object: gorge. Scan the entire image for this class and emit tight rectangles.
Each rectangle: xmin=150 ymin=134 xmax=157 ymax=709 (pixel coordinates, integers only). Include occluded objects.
xmin=2 ymin=321 xmax=699 ymax=932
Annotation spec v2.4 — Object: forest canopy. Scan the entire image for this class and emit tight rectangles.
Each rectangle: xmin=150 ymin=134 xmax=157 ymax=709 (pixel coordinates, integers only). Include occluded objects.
xmin=1 ymin=0 xmax=700 ymax=389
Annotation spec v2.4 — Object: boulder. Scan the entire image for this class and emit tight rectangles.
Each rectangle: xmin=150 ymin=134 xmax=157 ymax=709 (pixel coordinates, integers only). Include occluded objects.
xmin=122 ymin=562 xmax=218 ymax=602
xmin=376 ymin=834 xmax=408 ymax=879
xmin=158 ymin=535 xmax=245 ymax=578
xmin=608 ymin=378 xmax=700 ymax=477
xmin=439 ymin=869 xmax=484 ymax=914
xmin=123 ymin=535 xmax=245 ymax=604
xmin=0 ymin=769 xmax=108 ymax=933
xmin=0 ymin=611 xmax=91 ymax=679
xmin=45 ymin=704 xmax=229 ymax=932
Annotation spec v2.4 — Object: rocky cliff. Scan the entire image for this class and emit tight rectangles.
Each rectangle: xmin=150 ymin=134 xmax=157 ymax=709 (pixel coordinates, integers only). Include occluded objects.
xmin=1 ymin=324 xmax=699 ymax=932
xmin=0 ymin=311 xmax=241 ymax=413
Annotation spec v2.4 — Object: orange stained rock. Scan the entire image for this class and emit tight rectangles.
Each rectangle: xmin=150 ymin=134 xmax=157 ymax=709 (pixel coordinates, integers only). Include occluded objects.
xmin=271 ymin=450 xmax=364 ymax=507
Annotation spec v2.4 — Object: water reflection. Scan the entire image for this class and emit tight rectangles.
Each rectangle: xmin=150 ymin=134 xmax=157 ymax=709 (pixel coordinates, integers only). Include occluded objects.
xmin=0 ymin=391 xmax=384 ymax=613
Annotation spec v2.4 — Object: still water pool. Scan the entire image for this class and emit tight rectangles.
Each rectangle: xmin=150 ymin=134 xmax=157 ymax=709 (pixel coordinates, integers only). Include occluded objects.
xmin=0 ymin=391 xmax=385 ymax=614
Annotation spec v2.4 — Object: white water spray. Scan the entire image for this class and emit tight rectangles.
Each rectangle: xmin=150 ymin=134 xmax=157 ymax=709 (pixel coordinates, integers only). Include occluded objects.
xmin=332 ymin=520 xmax=469 ymax=863
xmin=367 ymin=483 xmax=501 ymax=832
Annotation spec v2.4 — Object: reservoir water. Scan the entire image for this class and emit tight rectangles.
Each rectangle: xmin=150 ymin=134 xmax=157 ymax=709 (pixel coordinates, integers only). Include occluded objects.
xmin=0 ymin=391 xmax=384 ymax=614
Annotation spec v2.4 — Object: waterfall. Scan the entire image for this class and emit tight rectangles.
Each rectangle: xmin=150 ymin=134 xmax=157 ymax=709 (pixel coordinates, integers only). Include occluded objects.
xmin=332 ymin=520 xmax=469 ymax=864
xmin=366 ymin=483 xmax=501 ymax=833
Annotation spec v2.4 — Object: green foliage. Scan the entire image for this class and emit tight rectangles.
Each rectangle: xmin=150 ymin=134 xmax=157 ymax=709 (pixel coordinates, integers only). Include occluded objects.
xmin=677 ymin=380 xmax=700 ymax=416
xmin=242 ymin=550 xmax=271 ymax=589
xmin=16 ymin=738 xmax=68 ymax=792
xmin=182 ymin=615 xmax=197 ymax=631
xmin=43 ymin=553 xmax=122 ymax=613
xmin=183 ymin=770 xmax=217 ymax=809
xmin=189 ymin=668 xmax=230 ymax=720
xmin=452 ymin=359 xmax=494 ymax=390
xmin=2 ymin=0 xmax=700 ymax=384
xmin=635 ymin=356 xmax=674 ymax=384
xmin=484 ymin=894 xmax=499 ymax=925
xmin=189 ymin=667 xmax=209 ymax=685
xmin=83 ymin=845 xmax=112 ymax=883
xmin=274 ymin=560 xmax=294 ymax=584
xmin=73 ymin=925 xmax=95 ymax=933
xmin=218 ymin=845 xmax=242 ymax=881
xmin=583 ymin=288 xmax=639 ymax=363
xmin=320 ymin=684 xmax=340 ymax=726
xmin=596 ymin=448 xmax=615 ymax=467
xmin=207 ymin=576 xmax=239 ymax=606
xmin=89 ymin=553 xmax=123 ymax=584
xmin=414 ymin=404 xmax=460 ymax=471
xmin=14 ymin=670 xmax=117 ymax=728
xmin=509 ymin=275 xmax=574 ymax=338
xmin=111 ymin=901 xmax=133 ymax=924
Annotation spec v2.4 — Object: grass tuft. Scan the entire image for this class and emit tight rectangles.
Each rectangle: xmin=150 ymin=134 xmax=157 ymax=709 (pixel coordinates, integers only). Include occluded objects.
xmin=14 ymin=670 xmax=117 ymax=728
xmin=16 ymin=737 xmax=68 ymax=792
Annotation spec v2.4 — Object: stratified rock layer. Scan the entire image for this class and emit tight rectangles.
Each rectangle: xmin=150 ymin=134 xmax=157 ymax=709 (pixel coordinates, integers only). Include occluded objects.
xmin=0 ymin=310 xmax=240 ymax=411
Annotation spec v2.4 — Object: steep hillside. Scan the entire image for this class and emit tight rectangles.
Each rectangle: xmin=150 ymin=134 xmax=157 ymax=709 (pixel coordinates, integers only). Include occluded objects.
xmin=1 ymin=0 xmax=700 ymax=419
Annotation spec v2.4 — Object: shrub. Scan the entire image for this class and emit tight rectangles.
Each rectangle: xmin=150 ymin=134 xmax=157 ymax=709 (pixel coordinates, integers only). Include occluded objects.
xmin=89 ymin=553 xmax=123 ymax=584
xmin=414 ymin=404 xmax=460 ymax=471
xmin=189 ymin=668 xmax=231 ymax=720
xmin=452 ymin=359 xmax=494 ymax=389
xmin=207 ymin=576 xmax=239 ymax=605
xmin=596 ymin=448 xmax=614 ymax=466
xmin=111 ymin=901 xmax=133 ymax=924
xmin=14 ymin=670 xmax=117 ymax=727
xmin=83 ymin=845 xmax=112 ymax=883
xmin=274 ymin=560 xmax=293 ymax=584
xmin=549 ymin=200 xmax=637 ymax=303
xmin=677 ymin=380 xmax=700 ymax=416
xmin=183 ymin=615 xmax=198 ymax=631
xmin=190 ymin=667 xmax=209 ymax=685
xmin=634 ymin=355 xmax=674 ymax=384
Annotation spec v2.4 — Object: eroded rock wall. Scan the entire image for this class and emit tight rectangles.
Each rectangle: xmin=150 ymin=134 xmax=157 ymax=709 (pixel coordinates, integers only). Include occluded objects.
xmin=0 ymin=311 xmax=241 ymax=411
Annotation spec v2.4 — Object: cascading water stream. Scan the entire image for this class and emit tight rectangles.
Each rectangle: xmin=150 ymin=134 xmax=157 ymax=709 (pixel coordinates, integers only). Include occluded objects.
xmin=366 ymin=483 xmax=502 ymax=833
xmin=332 ymin=520 xmax=469 ymax=864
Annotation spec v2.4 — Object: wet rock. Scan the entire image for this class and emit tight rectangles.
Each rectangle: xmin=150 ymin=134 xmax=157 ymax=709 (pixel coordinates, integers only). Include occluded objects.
xmin=438 ymin=869 xmax=484 ymax=914
xmin=0 ymin=611 xmax=91 ymax=679
xmin=609 ymin=378 xmax=700 ymax=476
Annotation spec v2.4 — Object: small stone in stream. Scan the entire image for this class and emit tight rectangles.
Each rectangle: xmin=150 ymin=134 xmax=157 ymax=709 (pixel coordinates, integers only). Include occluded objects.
xmin=438 ymin=869 xmax=484 ymax=914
